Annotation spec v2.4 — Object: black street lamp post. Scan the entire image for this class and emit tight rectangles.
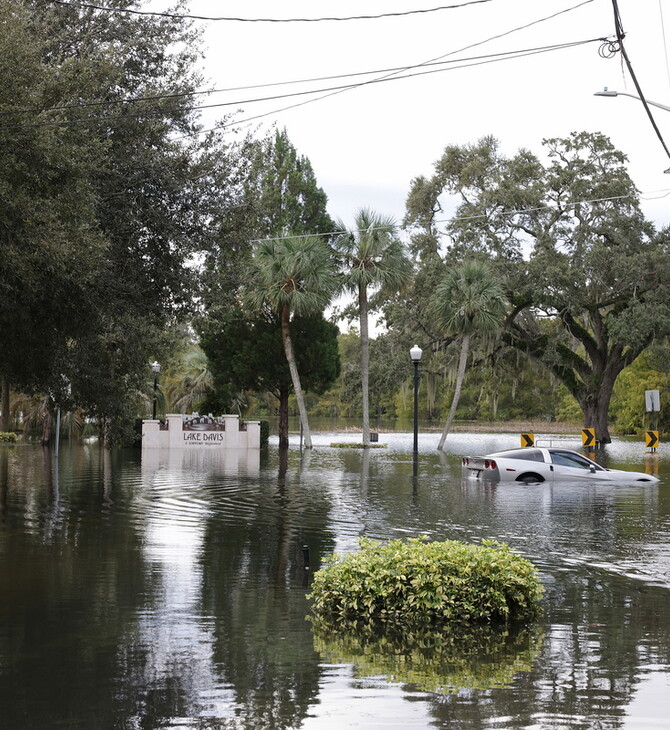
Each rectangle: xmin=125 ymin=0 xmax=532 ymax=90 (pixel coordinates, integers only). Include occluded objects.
xmin=152 ymin=361 xmax=161 ymax=420
xmin=410 ymin=345 xmax=422 ymax=453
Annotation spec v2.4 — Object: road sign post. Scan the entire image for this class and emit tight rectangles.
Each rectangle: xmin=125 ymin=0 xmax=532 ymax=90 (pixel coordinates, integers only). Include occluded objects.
xmin=581 ymin=428 xmax=596 ymax=448
xmin=646 ymin=430 xmax=660 ymax=450
xmin=644 ymin=390 xmax=661 ymax=448
xmin=520 ymin=433 xmax=534 ymax=448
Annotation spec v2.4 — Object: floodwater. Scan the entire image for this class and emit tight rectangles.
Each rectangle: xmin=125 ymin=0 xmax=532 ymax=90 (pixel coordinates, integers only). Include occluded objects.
xmin=1 ymin=429 xmax=669 ymax=729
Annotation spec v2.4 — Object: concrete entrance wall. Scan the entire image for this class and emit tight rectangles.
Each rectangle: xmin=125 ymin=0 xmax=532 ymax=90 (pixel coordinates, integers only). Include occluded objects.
xmin=142 ymin=414 xmax=261 ymax=450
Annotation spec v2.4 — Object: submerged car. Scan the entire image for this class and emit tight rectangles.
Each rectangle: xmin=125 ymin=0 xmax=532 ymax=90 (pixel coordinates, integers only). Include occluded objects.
xmin=462 ymin=447 xmax=659 ymax=484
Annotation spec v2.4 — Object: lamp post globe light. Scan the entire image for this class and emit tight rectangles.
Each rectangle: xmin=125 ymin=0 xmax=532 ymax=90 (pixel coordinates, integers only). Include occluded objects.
xmin=151 ymin=361 xmax=161 ymax=420
xmin=410 ymin=345 xmax=422 ymax=453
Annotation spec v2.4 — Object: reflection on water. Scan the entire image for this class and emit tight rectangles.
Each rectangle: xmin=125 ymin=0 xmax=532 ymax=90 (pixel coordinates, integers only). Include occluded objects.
xmin=0 ymin=433 xmax=669 ymax=728
xmin=312 ymin=622 xmax=544 ymax=694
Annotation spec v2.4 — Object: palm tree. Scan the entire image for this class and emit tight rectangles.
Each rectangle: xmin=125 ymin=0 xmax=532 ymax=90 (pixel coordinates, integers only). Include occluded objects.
xmin=247 ymin=235 xmax=338 ymax=449
xmin=434 ymin=259 xmax=507 ymax=450
xmin=334 ymin=208 xmax=412 ymax=446
xmin=163 ymin=344 xmax=214 ymax=414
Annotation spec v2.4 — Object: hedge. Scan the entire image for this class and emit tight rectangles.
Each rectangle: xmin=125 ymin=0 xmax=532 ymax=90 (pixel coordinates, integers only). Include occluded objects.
xmin=308 ymin=536 xmax=544 ymax=629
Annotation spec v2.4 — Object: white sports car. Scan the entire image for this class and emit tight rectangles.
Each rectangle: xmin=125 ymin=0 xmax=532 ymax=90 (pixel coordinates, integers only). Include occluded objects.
xmin=462 ymin=447 xmax=659 ymax=484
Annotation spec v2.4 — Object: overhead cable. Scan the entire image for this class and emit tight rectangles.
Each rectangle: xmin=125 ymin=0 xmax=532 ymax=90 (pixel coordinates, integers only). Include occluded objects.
xmin=193 ymin=0 xmax=592 ymax=140
xmin=216 ymin=0 xmax=597 ymax=134
xmin=0 ymin=38 xmax=604 ymax=131
xmin=250 ymin=193 xmax=638 ymax=243
xmin=0 ymin=40 xmax=593 ymax=117
xmin=48 ymin=0 xmax=493 ymax=22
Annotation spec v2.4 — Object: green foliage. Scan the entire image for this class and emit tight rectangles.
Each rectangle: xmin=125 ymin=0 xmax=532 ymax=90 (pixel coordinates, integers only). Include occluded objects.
xmin=308 ymin=537 xmax=544 ymax=629
xmin=199 ymin=128 xmax=335 ymax=324
xmin=333 ymin=208 xmax=412 ymax=444
xmin=259 ymin=420 xmax=270 ymax=446
xmin=432 ymin=259 xmax=506 ymax=338
xmin=313 ymin=622 xmax=543 ymax=693
xmin=0 ymin=432 xmax=17 ymax=443
xmin=404 ymin=131 xmax=670 ymax=443
xmin=555 ymin=387 xmax=583 ymax=423
xmin=611 ymin=346 xmax=670 ymax=434
xmin=2 ymin=1 xmax=248 ymax=442
xmin=201 ymin=314 xmax=340 ymax=411
xmin=247 ymin=128 xmax=335 ymax=238
xmin=0 ymin=2 xmax=106 ymax=393
xmin=246 ymin=235 xmax=339 ymax=318
xmin=324 ymin=331 xmax=409 ymax=419
xmin=161 ymin=342 xmax=213 ymax=415
xmin=334 ymin=208 xmax=411 ymax=300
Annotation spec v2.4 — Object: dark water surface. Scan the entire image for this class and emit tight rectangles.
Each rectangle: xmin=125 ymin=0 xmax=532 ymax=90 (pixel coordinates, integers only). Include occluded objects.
xmin=1 ymin=430 xmax=669 ymax=729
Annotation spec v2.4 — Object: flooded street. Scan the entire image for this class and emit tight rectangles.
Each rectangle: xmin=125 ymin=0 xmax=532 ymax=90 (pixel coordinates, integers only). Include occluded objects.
xmin=1 ymin=430 xmax=669 ymax=729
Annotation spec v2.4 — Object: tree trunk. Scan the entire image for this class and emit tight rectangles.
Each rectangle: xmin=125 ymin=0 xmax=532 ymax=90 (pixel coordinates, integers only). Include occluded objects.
xmin=426 ymin=372 xmax=437 ymax=419
xmin=579 ymin=361 xmax=621 ymax=444
xmin=359 ymin=286 xmax=370 ymax=447
xmin=0 ymin=377 xmax=9 ymax=432
xmin=280 ymin=304 xmax=312 ymax=449
xmin=437 ymin=334 xmax=470 ymax=450
xmin=41 ymin=410 xmax=53 ymax=446
xmin=581 ymin=393 xmax=613 ymax=444
xmin=278 ymin=386 xmax=290 ymax=449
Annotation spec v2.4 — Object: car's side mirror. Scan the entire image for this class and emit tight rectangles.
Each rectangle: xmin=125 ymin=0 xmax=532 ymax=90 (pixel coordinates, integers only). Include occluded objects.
xmin=589 ymin=465 xmax=596 ymax=473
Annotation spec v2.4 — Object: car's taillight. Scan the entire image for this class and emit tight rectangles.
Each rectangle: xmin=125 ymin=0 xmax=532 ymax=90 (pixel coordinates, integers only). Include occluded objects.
xmin=462 ymin=457 xmax=469 ymax=465
xmin=484 ymin=459 xmax=497 ymax=470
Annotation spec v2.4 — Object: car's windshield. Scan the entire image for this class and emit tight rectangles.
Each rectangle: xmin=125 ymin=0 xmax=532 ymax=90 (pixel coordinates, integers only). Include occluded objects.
xmin=550 ymin=451 xmax=602 ymax=470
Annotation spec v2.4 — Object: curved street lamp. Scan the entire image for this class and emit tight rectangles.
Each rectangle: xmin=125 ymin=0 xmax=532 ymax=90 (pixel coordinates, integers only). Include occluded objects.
xmin=594 ymin=88 xmax=670 ymax=113
xmin=410 ymin=345 xmax=422 ymax=453
xmin=594 ymin=88 xmax=670 ymax=172
xmin=151 ymin=361 xmax=161 ymax=420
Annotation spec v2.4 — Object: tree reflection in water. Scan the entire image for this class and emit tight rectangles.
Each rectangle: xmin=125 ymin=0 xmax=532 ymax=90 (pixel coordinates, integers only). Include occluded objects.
xmin=1 ymin=440 xmax=670 ymax=728
xmin=312 ymin=622 xmax=543 ymax=694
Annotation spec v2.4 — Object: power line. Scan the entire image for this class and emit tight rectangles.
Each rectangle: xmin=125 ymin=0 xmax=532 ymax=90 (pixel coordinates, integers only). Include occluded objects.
xmin=0 ymin=38 xmax=604 ymax=131
xmin=611 ymin=0 xmax=670 ymax=163
xmin=250 ymin=192 xmax=641 ymax=243
xmin=216 ymin=0 xmax=598 ymax=135
xmin=0 ymin=41 xmax=594 ymax=117
xmin=5 ymin=0 xmax=598 ymax=134
xmin=48 ymin=0 xmax=493 ymax=23
xmin=0 ymin=38 xmax=601 ymax=120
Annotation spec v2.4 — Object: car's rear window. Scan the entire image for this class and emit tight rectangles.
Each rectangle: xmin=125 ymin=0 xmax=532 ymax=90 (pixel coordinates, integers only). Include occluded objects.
xmin=496 ymin=450 xmax=544 ymax=462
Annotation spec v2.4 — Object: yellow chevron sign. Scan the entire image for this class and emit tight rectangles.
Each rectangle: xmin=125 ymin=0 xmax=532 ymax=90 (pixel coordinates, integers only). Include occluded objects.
xmin=581 ymin=428 xmax=596 ymax=448
xmin=646 ymin=430 xmax=660 ymax=449
xmin=520 ymin=433 xmax=534 ymax=447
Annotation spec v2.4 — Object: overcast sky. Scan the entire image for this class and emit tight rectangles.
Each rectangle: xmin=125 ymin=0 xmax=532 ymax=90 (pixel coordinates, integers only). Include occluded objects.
xmin=154 ymin=0 xmax=670 ymax=231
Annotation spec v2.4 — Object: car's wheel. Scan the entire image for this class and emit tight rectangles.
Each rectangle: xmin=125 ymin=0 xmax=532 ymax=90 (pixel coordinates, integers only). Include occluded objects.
xmin=517 ymin=473 xmax=544 ymax=484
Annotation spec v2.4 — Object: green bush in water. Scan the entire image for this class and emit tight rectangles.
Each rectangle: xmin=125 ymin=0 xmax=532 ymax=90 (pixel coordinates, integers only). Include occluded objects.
xmin=0 ymin=432 xmax=17 ymax=443
xmin=308 ymin=536 xmax=544 ymax=628
xmin=259 ymin=420 xmax=270 ymax=447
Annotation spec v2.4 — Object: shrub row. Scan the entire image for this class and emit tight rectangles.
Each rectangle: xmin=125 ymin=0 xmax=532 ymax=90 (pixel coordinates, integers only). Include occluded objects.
xmin=308 ymin=536 xmax=544 ymax=629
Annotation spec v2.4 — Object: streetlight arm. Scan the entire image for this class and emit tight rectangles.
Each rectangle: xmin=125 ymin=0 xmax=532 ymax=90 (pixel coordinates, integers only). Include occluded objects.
xmin=594 ymin=88 xmax=670 ymax=113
